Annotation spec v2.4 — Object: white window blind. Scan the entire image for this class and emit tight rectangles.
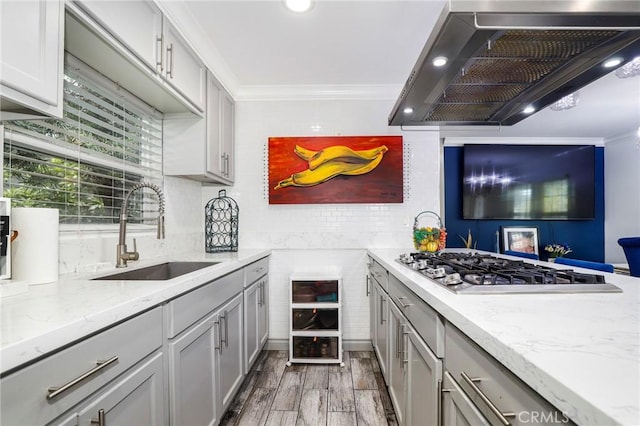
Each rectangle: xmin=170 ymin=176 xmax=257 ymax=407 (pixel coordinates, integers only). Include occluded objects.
xmin=3 ymin=55 xmax=163 ymax=226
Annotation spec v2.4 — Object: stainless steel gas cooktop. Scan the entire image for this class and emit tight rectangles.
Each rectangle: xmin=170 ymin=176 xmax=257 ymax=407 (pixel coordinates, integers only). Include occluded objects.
xmin=397 ymin=252 xmax=622 ymax=294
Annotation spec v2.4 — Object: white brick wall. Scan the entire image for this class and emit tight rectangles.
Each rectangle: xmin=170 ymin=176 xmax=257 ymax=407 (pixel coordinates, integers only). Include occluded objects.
xmin=203 ymin=98 xmax=442 ymax=342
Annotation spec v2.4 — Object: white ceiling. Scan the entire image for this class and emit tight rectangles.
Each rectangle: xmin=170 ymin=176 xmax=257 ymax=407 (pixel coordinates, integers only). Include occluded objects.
xmin=178 ymin=0 xmax=640 ymax=140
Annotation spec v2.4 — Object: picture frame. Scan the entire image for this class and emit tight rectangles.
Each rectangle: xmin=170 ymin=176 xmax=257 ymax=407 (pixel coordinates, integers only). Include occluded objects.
xmin=501 ymin=226 xmax=539 ymax=256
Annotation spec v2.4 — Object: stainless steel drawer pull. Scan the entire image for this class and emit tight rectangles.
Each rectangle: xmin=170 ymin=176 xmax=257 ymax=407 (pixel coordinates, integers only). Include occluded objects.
xmin=156 ymin=35 xmax=163 ymax=72
xmin=460 ymin=371 xmax=515 ymax=426
xmin=214 ymin=319 xmax=221 ymax=350
xmin=223 ymin=311 xmax=229 ymax=348
xmin=166 ymin=44 xmax=174 ymax=78
xmin=91 ymin=409 xmax=106 ymax=426
xmin=380 ymin=296 xmax=386 ymax=324
xmin=47 ymin=356 xmax=119 ymax=400
xmin=395 ymin=296 xmax=413 ymax=309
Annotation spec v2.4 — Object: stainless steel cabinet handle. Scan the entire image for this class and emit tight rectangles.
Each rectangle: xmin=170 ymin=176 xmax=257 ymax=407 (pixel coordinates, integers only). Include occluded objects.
xmin=214 ymin=319 xmax=221 ymax=350
xmin=402 ymin=329 xmax=409 ymax=367
xmin=47 ymin=356 xmax=119 ymax=400
xmin=461 ymin=371 xmax=515 ymax=426
xmin=366 ymin=276 xmax=370 ymax=296
xmin=258 ymin=282 xmax=263 ymax=306
xmin=223 ymin=312 xmax=229 ymax=348
xmin=166 ymin=43 xmax=174 ymax=78
xmin=379 ymin=296 xmax=386 ymax=324
xmin=395 ymin=296 xmax=412 ymax=309
xmin=91 ymin=409 xmax=105 ymax=426
xmin=156 ymin=35 xmax=163 ymax=72
xmin=224 ymin=154 xmax=230 ymax=177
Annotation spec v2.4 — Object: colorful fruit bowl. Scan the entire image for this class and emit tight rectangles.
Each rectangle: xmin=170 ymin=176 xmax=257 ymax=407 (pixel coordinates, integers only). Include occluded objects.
xmin=413 ymin=211 xmax=447 ymax=253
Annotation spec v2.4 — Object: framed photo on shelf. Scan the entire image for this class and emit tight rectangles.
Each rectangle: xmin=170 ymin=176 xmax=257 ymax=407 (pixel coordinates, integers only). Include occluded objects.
xmin=501 ymin=226 xmax=539 ymax=255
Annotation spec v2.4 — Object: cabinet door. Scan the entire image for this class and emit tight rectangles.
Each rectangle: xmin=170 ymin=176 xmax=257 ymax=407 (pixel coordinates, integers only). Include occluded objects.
xmin=442 ymin=372 xmax=490 ymax=426
xmin=373 ymin=283 xmax=389 ymax=379
xmin=74 ymin=0 xmax=162 ymax=71
xmin=388 ymin=301 xmax=407 ymax=425
xmin=75 ymin=353 xmax=165 ymax=426
xmin=216 ymin=293 xmax=244 ymax=413
xmin=168 ymin=312 xmax=218 ymax=426
xmin=220 ymin=90 xmax=235 ymax=181
xmin=0 ymin=0 xmax=63 ymax=116
xmin=368 ymin=274 xmax=376 ymax=344
xmin=244 ymin=280 xmax=260 ymax=373
xmin=206 ymin=74 xmax=223 ymax=178
xmin=406 ymin=328 xmax=442 ymax=426
xmin=162 ymin=17 xmax=206 ymax=111
xmin=258 ymin=279 xmax=269 ymax=349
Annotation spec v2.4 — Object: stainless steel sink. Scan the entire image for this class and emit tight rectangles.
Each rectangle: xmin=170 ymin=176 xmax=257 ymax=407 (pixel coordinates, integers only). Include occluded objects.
xmin=93 ymin=261 xmax=220 ymax=281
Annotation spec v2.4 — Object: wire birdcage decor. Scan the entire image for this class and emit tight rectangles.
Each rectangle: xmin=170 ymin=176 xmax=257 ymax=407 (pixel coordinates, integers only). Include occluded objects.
xmin=205 ymin=190 xmax=239 ymax=253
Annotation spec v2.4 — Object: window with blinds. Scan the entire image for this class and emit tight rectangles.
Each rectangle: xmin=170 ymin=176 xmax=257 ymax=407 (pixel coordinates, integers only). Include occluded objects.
xmin=2 ymin=56 xmax=163 ymax=226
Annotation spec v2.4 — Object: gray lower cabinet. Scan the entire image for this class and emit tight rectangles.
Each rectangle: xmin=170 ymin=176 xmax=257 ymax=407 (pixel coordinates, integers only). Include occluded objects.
xmin=388 ymin=301 xmax=408 ymax=425
xmin=443 ymin=323 xmax=575 ymax=426
xmin=167 ymin=269 xmax=246 ymax=426
xmin=405 ymin=327 xmax=442 ymax=426
xmin=0 ymin=307 xmax=163 ymax=426
xmin=214 ymin=293 xmax=244 ymax=414
xmin=441 ymin=371 xmax=490 ymax=426
xmin=58 ymin=353 xmax=165 ymax=426
xmin=372 ymin=281 xmax=389 ymax=379
xmin=244 ymin=277 xmax=269 ymax=373
xmin=168 ymin=310 xmax=218 ymax=426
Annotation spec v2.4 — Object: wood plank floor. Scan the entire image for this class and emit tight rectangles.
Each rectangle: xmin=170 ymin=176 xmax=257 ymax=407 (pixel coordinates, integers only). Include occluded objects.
xmin=221 ymin=351 xmax=397 ymax=426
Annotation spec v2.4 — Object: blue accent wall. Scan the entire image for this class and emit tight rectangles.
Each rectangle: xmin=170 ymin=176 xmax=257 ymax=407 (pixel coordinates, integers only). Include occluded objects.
xmin=443 ymin=146 xmax=605 ymax=262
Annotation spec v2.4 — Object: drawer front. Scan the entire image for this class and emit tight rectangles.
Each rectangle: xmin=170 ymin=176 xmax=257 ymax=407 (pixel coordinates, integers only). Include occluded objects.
xmin=0 ymin=307 xmax=162 ymax=426
xmin=292 ymin=308 xmax=339 ymax=331
xmin=389 ymin=273 xmax=444 ymax=358
xmin=168 ymin=268 xmax=243 ymax=338
xmin=367 ymin=257 xmax=388 ymax=292
xmin=244 ymin=256 xmax=269 ymax=287
xmin=445 ymin=323 xmax=574 ymax=426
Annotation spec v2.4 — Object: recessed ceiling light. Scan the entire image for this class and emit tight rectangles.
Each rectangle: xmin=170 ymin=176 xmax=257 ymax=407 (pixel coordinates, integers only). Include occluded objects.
xmin=432 ymin=56 xmax=448 ymax=67
xmin=284 ymin=0 xmax=313 ymax=13
xmin=403 ymin=107 xmax=414 ymax=114
xmin=603 ymin=57 xmax=623 ymax=68
xmin=523 ymin=105 xmax=535 ymax=114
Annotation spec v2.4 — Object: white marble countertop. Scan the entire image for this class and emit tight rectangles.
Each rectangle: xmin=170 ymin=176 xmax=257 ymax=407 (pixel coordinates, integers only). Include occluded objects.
xmin=0 ymin=249 xmax=270 ymax=375
xmin=368 ymin=248 xmax=640 ymax=426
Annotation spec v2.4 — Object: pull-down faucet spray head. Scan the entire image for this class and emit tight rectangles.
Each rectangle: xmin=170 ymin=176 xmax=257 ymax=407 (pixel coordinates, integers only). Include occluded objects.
xmin=116 ymin=182 xmax=166 ymax=268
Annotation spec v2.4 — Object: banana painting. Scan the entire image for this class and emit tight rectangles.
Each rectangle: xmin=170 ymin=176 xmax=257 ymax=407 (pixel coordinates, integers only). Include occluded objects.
xmin=275 ymin=144 xmax=388 ymax=190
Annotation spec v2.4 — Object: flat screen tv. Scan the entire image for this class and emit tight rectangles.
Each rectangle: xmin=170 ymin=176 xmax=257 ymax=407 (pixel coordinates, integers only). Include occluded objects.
xmin=462 ymin=144 xmax=595 ymax=220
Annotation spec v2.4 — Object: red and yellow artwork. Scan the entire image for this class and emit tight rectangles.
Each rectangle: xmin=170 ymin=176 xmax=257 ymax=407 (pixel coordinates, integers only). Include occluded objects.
xmin=268 ymin=136 xmax=403 ymax=204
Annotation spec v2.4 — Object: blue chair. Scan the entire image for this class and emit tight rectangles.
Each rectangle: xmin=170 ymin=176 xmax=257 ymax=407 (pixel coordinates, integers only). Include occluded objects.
xmin=554 ymin=257 xmax=614 ymax=273
xmin=505 ymin=250 xmax=539 ymax=260
xmin=618 ymin=237 xmax=640 ymax=277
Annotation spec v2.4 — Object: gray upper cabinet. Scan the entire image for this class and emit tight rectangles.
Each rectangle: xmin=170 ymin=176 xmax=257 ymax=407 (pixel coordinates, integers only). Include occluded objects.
xmin=73 ymin=0 xmax=205 ymax=112
xmin=163 ymin=72 xmax=235 ymax=185
xmin=72 ymin=0 xmax=162 ymax=71
xmin=0 ymin=0 xmax=64 ymax=120
xmin=161 ymin=16 xmax=206 ymax=111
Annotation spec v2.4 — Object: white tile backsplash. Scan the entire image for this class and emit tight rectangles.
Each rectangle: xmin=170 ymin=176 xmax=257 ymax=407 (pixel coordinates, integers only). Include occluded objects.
xmin=201 ymin=98 xmax=442 ymax=341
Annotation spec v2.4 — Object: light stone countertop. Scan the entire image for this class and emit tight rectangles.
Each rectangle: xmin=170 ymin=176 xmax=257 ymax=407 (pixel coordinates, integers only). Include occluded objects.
xmin=0 ymin=249 xmax=270 ymax=375
xmin=368 ymin=248 xmax=640 ymax=426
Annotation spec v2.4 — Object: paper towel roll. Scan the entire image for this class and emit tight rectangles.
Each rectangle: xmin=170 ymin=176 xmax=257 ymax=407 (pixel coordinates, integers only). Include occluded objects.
xmin=12 ymin=208 xmax=59 ymax=284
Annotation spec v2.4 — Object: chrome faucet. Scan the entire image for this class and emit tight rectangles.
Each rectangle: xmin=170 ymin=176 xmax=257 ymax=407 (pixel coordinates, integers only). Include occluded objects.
xmin=116 ymin=182 xmax=165 ymax=268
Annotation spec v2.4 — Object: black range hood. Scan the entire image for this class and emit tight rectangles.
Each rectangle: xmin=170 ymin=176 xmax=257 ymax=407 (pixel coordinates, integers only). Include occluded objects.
xmin=389 ymin=0 xmax=640 ymax=126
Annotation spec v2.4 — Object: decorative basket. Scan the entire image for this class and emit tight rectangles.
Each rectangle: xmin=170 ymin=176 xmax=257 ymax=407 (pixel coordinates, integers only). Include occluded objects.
xmin=205 ymin=190 xmax=239 ymax=253
xmin=412 ymin=210 xmax=447 ymax=253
